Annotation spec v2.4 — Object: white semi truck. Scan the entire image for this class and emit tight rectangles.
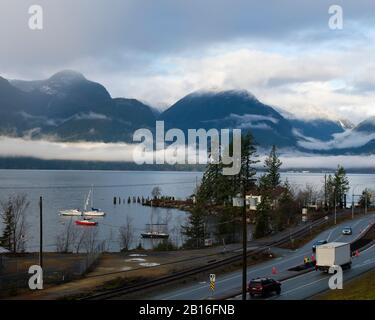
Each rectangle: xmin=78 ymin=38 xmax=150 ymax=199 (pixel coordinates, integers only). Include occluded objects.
xmin=315 ymin=242 xmax=352 ymax=273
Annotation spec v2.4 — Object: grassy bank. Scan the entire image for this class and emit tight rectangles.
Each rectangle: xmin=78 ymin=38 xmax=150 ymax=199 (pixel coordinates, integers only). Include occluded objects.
xmin=315 ymin=268 xmax=375 ymax=300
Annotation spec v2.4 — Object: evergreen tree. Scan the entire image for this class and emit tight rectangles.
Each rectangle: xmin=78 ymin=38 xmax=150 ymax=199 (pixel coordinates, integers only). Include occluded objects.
xmin=197 ymin=161 xmax=231 ymax=205
xmin=216 ymin=206 xmax=238 ymax=244
xmin=254 ymin=196 xmax=272 ymax=238
xmin=196 ymin=132 xmax=258 ymax=205
xmin=333 ymin=165 xmax=349 ymax=208
xmin=259 ymin=145 xmax=282 ymax=191
xmin=181 ymin=206 xmax=206 ymax=248
xmin=238 ymin=132 xmax=258 ymax=192
xmin=325 ymin=166 xmax=349 ymax=209
xmin=274 ymin=180 xmax=297 ymax=230
xmin=0 ymin=194 xmax=29 ymax=253
xmin=0 ymin=203 xmax=14 ymax=251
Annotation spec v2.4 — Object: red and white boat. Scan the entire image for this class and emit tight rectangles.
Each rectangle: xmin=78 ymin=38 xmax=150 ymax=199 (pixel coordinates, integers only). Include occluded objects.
xmin=75 ymin=219 xmax=98 ymax=226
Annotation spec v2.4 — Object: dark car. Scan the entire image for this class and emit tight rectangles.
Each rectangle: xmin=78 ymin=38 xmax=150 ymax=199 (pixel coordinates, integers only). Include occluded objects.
xmin=247 ymin=278 xmax=281 ymax=297
xmin=312 ymin=240 xmax=328 ymax=252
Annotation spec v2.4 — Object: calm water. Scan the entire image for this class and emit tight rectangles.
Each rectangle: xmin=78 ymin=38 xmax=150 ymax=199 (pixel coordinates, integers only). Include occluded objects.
xmin=0 ymin=170 xmax=375 ymax=252
xmin=0 ymin=170 xmax=201 ymax=252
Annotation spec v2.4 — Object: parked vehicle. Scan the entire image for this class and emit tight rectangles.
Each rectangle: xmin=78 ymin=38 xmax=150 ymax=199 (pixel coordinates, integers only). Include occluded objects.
xmin=342 ymin=227 xmax=353 ymax=235
xmin=312 ymin=239 xmax=328 ymax=252
xmin=247 ymin=278 xmax=281 ymax=297
xmin=315 ymin=242 xmax=352 ymax=273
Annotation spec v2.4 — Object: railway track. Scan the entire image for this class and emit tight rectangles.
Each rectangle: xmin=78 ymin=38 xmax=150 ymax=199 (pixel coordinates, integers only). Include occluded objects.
xmin=81 ymin=217 xmax=329 ymax=300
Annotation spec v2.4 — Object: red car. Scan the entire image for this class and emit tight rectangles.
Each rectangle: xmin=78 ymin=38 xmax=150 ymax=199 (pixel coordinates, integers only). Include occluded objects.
xmin=247 ymin=278 xmax=281 ymax=297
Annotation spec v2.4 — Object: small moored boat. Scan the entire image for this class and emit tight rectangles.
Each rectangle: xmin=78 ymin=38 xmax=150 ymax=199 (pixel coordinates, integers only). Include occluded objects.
xmin=141 ymin=231 xmax=169 ymax=239
xmin=82 ymin=187 xmax=106 ymax=217
xmin=60 ymin=209 xmax=82 ymax=216
xmin=141 ymin=223 xmax=169 ymax=239
xmin=75 ymin=218 xmax=98 ymax=226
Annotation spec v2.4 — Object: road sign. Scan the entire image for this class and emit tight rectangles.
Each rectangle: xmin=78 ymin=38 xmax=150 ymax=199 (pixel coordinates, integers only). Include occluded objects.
xmin=209 ymin=274 xmax=216 ymax=292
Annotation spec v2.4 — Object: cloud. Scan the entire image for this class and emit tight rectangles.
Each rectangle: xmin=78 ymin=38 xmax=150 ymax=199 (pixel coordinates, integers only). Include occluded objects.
xmin=0 ymin=136 xmax=209 ymax=164
xmin=1 ymin=0 xmax=375 ymax=124
xmin=276 ymin=154 xmax=375 ymax=169
xmin=0 ymin=136 xmax=375 ymax=171
xmin=228 ymin=113 xmax=279 ymax=124
xmin=0 ymin=136 xmax=136 ymax=162
xmin=297 ymin=130 xmax=375 ymax=150
xmin=73 ymin=112 xmax=111 ymax=121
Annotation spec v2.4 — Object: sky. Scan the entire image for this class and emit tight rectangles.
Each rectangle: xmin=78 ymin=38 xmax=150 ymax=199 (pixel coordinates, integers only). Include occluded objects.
xmin=1 ymin=0 xmax=375 ymax=124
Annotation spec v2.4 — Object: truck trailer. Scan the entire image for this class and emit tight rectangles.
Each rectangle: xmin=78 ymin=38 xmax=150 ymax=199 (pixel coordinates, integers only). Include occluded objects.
xmin=315 ymin=242 xmax=352 ymax=273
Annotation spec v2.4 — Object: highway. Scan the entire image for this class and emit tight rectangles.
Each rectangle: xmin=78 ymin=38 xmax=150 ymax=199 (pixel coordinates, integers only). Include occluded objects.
xmin=267 ymin=243 xmax=375 ymax=300
xmin=149 ymin=213 xmax=375 ymax=300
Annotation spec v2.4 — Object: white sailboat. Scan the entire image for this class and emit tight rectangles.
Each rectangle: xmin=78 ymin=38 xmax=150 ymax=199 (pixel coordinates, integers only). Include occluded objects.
xmin=82 ymin=186 xmax=106 ymax=217
xmin=60 ymin=209 xmax=82 ymax=216
xmin=59 ymin=186 xmax=105 ymax=217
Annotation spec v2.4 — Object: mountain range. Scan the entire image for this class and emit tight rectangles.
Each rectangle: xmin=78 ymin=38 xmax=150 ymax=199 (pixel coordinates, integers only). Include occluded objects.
xmin=1 ymin=70 xmax=375 ymax=157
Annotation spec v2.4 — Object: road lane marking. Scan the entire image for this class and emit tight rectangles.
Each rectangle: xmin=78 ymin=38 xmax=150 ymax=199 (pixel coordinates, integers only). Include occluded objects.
xmin=277 ymin=277 xmax=328 ymax=297
xmin=327 ymin=227 xmax=337 ymax=241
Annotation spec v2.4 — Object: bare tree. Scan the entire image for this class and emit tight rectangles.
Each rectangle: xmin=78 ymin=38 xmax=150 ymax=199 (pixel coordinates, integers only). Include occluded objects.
xmin=82 ymin=228 xmax=99 ymax=254
xmin=297 ymin=183 xmax=322 ymax=207
xmin=118 ymin=216 xmax=134 ymax=251
xmin=56 ymin=218 xmax=78 ymax=253
xmin=74 ymin=228 xmax=86 ymax=253
xmin=0 ymin=193 xmax=29 ymax=253
xmin=151 ymin=186 xmax=162 ymax=199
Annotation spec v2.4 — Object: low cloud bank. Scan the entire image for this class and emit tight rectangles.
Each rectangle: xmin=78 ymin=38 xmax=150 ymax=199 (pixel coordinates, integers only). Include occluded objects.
xmin=0 ymin=136 xmax=136 ymax=162
xmin=297 ymin=130 xmax=375 ymax=150
xmin=276 ymin=154 xmax=375 ymax=169
xmin=0 ymin=136 xmax=375 ymax=169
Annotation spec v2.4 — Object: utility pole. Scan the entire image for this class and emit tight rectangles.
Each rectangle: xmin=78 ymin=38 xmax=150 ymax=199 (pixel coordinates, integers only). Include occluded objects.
xmin=39 ymin=196 xmax=43 ymax=269
xmin=334 ymin=188 xmax=337 ymax=225
xmin=352 ymin=189 xmax=355 ymax=220
xmin=233 ymin=186 xmax=247 ymax=301
xmin=324 ymin=174 xmax=327 ymax=210
xmin=242 ymin=182 xmax=247 ymax=301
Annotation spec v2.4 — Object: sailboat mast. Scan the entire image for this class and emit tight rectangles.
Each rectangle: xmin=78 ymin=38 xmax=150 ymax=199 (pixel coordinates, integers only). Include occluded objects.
xmin=91 ymin=185 xmax=94 ymax=208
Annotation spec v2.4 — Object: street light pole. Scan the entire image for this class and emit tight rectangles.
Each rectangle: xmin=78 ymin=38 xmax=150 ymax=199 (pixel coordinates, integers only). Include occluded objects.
xmin=242 ymin=183 xmax=247 ymax=301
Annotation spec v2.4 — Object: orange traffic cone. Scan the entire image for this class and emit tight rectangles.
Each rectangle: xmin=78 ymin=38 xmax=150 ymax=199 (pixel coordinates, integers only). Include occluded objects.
xmin=272 ymin=266 xmax=277 ymax=274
